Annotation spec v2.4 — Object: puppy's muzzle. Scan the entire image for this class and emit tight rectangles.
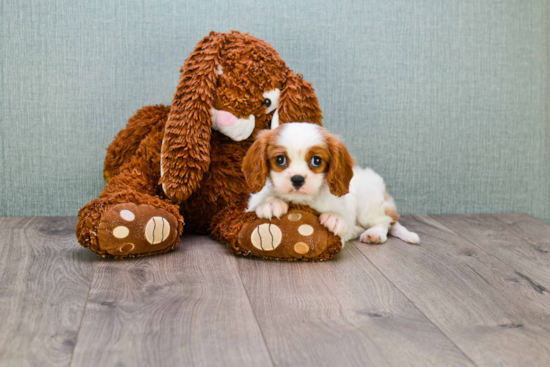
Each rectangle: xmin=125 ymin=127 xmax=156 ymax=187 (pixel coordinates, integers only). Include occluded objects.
xmin=290 ymin=175 xmax=305 ymax=189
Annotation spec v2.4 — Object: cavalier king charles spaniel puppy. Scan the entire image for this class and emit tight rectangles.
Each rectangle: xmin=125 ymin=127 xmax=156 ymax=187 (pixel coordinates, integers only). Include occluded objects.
xmin=242 ymin=123 xmax=419 ymax=245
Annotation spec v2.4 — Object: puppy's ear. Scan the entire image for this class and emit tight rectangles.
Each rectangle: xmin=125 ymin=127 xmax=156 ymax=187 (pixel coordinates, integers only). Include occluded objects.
xmin=242 ymin=130 xmax=272 ymax=193
xmin=160 ymin=32 xmax=225 ymax=203
xmin=326 ymin=133 xmax=355 ymax=197
xmin=278 ymin=70 xmax=323 ymax=125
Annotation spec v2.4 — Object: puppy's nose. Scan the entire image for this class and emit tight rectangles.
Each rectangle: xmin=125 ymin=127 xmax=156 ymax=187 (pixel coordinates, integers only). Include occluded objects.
xmin=290 ymin=175 xmax=305 ymax=189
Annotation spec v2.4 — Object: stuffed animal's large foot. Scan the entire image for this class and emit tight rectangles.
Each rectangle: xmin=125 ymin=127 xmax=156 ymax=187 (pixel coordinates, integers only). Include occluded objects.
xmin=238 ymin=209 xmax=342 ymax=261
xmin=94 ymin=203 xmax=180 ymax=257
xmin=211 ymin=202 xmax=343 ymax=261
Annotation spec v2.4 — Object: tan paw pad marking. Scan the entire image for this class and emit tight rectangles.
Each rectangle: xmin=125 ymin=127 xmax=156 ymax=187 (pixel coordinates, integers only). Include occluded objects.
xmin=145 ymin=217 xmax=171 ymax=245
xmin=113 ymin=226 xmax=129 ymax=239
xmin=120 ymin=210 xmax=135 ymax=221
xmin=119 ymin=243 xmax=135 ymax=252
xmin=288 ymin=213 xmax=302 ymax=221
xmin=294 ymin=242 xmax=309 ymax=254
xmin=298 ymin=224 xmax=314 ymax=236
xmin=251 ymin=223 xmax=282 ymax=251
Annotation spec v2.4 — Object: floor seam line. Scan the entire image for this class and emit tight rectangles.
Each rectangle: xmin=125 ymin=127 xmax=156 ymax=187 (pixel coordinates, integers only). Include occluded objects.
xmin=350 ymin=239 xmax=480 ymax=367
xmin=68 ymin=259 xmax=97 ymax=367
xmin=234 ymin=259 xmax=277 ymax=367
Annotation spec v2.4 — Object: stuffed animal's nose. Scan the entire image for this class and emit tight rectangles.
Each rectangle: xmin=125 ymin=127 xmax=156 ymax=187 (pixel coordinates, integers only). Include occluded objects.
xmin=291 ymin=175 xmax=305 ymax=189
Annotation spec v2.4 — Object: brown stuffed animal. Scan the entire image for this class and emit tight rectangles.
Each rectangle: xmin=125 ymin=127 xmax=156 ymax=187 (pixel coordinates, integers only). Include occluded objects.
xmin=76 ymin=31 xmax=342 ymax=261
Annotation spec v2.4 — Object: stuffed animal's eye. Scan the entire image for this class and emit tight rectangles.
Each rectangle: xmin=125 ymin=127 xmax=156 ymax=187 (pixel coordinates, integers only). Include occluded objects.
xmin=275 ymin=155 xmax=286 ymax=166
xmin=311 ymin=156 xmax=322 ymax=167
xmin=262 ymin=89 xmax=280 ymax=114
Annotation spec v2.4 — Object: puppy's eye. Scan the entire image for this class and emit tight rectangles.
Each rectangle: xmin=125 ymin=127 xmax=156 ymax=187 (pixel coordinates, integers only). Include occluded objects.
xmin=310 ymin=156 xmax=322 ymax=167
xmin=275 ymin=155 xmax=287 ymax=167
xmin=262 ymin=98 xmax=272 ymax=108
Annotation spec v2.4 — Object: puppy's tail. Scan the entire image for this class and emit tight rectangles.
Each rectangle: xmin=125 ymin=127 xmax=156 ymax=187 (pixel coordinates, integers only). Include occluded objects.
xmin=389 ymin=222 xmax=420 ymax=244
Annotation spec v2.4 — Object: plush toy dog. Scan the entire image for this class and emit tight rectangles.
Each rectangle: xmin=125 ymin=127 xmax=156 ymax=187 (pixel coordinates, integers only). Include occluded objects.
xmin=76 ymin=31 xmax=342 ymax=261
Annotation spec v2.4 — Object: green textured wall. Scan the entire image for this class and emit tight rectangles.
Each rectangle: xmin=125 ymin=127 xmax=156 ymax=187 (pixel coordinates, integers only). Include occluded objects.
xmin=1 ymin=0 xmax=549 ymax=222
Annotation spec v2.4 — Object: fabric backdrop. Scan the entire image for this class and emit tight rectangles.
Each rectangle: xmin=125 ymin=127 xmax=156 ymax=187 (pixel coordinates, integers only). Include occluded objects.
xmin=1 ymin=0 xmax=549 ymax=222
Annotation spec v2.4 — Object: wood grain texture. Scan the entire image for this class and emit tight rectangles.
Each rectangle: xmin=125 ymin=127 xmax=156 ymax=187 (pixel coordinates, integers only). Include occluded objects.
xmin=0 ymin=217 xmax=96 ymax=367
xmin=70 ymin=235 xmax=273 ymax=367
xmin=0 ymin=217 xmax=41 ymax=229
xmin=236 ymin=241 xmax=475 ymax=367
xmin=431 ymin=214 xmax=550 ymax=288
xmin=4 ymin=214 xmax=550 ymax=366
xmin=356 ymin=215 xmax=550 ymax=367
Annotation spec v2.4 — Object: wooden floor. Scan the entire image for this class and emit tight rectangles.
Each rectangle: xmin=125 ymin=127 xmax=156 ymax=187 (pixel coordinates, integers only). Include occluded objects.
xmin=1 ymin=214 xmax=550 ymax=367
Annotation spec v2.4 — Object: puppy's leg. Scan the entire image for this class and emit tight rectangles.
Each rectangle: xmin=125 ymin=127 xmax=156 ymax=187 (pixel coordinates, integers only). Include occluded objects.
xmin=359 ymin=225 xmax=389 ymax=244
xmin=355 ymin=193 xmax=392 ymax=244
xmin=389 ymin=222 xmax=420 ymax=244
xmin=319 ymin=212 xmax=349 ymax=237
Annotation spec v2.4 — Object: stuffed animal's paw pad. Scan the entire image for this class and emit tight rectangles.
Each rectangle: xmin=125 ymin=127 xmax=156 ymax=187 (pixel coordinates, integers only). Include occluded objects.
xmin=298 ymin=224 xmax=314 ymax=236
xmin=293 ymin=242 xmax=310 ymax=254
xmin=113 ymin=226 xmax=130 ymax=238
xmin=145 ymin=217 xmax=171 ymax=244
xmin=250 ymin=223 xmax=282 ymax=251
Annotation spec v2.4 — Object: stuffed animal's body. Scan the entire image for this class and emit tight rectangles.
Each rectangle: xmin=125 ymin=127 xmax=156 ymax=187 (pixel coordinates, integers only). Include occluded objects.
xmin=76 ymin=31 xmax=342 ymax=261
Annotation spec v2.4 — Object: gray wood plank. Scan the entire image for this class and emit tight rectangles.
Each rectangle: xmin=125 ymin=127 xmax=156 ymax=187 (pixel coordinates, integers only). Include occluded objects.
xmin=0 ymin=217 xmax=96 ymax=367
xmin=431 ymin=214 xmax=550 ymax=289
xmin=0 ymin=217 xmax=41 ymax=230
xmin=356 ymin=215 xmax=550 ymax=367
xmin=493 ymin=213 xmax=550 ymax=253
xmin=236 ymin=241 xmax=475 ymax=367
xmin=70 ymin=235 xmax=273 ymax=367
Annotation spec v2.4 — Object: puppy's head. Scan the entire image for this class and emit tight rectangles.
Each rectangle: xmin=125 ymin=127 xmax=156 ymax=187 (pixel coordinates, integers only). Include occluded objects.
xmin=242 ymin=123 xmax=355 ymax=197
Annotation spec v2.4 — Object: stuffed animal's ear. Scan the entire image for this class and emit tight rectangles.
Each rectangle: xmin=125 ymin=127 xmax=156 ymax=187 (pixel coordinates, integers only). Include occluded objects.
xmin=160 ymin=32 xmax=225 ymax=203
xmin=242 ymin=130 xmax=272 ymax=193
xmin=325 ymin=133 xmax=355 ymax=197
xmin=277 ymin=70 xmax=323 ymax=125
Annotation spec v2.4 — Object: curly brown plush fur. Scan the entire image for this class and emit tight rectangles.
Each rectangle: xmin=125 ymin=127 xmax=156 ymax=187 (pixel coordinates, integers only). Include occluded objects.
xmin=76 ymin=31 xmax=331 ymax=260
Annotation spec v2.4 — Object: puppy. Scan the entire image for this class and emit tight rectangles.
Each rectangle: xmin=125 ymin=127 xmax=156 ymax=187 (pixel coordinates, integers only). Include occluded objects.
xmin=242 ymin=123 xmax=419 ymax=245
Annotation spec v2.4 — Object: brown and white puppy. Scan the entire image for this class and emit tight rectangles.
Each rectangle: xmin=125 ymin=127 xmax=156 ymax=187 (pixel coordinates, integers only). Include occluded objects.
xmin=242 ymin=123 xmax=419 ymax=245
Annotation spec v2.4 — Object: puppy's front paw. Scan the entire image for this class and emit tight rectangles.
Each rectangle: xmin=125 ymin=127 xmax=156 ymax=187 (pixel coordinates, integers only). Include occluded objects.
xmin=319 ymin=212 xmax=348 ymax=237
xmin=255 ymin=199 xmax=289 ymax=220
xmin=360 ymin=226 xmax=388 ymax=244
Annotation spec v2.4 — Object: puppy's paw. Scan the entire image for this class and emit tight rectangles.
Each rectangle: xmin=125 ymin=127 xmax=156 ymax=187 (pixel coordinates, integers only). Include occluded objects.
xmin=255 ymin=199 xmax=289 ymax=220
xmin=319 ymin=212 xmax=348 ymax=237
xmin=360 ymin=226 xmax=388 ymax=244
xmin=401 ymin=231 xmax=420 ymax=244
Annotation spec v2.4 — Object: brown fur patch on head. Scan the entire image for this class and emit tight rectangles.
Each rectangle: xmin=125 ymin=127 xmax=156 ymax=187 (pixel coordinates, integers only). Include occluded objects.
xmin=242 ymin=129 xmax=281 ymax=192
xmin=322 ymin=130 xmax=355 ymax=197
xmin=305 ymin=145 xmax=331 ymax=174
xmin=266 ymin=145 xmax=290 ymax=173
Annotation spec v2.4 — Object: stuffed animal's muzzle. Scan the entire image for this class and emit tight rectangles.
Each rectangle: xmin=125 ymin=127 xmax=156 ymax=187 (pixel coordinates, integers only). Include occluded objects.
xmin=210 ymin=88 xmax=281 ymax=141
